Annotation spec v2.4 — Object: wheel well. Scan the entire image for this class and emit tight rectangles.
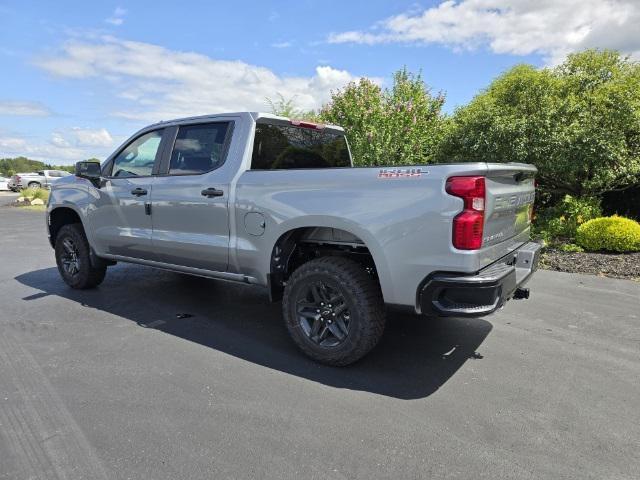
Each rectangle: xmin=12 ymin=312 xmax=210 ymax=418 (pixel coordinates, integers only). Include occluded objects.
xmin=49 ymin=207 xmax=82 ymax=247
xmin=268 ymin=227 xmax=378 ymax=302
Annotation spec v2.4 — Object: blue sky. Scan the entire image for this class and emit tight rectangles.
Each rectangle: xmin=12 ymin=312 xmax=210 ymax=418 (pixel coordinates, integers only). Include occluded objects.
xmin=1 ymin=0 xmax=638 ymax=164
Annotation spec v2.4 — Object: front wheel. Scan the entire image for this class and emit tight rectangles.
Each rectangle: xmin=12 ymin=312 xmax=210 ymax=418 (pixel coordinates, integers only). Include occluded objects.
xmin=282 ymin=257 xmax=386 ymax=366
xmin=55 ymin=224 xmax=107 ymax=289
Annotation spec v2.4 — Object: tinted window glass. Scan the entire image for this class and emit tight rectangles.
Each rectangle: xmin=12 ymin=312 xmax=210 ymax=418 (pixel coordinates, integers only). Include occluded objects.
xmin=169 ymin=123 xmax=230 ymax=175
xmin=251 ymin=123 xmax=350 ymax=170
xmin=112 ymin=130 xmax=163 ymax=177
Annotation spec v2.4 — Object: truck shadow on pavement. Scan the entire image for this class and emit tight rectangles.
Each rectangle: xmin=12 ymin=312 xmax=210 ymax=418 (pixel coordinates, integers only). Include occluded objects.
xmin=16 ymin=264 xmax=492 ymax=400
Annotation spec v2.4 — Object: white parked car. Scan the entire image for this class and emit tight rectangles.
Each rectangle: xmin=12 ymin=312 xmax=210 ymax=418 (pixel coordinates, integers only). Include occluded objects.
xmin=0 ymin=176 xmax=9 ymax=190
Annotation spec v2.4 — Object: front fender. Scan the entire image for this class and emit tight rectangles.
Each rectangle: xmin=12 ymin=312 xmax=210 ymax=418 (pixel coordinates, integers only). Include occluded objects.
xmin=47 ymin=178 xmax=96 ymax=245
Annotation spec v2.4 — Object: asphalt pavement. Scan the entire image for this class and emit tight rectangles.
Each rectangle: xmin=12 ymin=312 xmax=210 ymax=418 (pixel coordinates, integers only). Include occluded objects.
xmin=1 ymin=197 xmax=639 ymax=479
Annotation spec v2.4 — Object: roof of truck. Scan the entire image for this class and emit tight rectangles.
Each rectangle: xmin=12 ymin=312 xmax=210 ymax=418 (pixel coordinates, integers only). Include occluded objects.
xmin=147 ymin=112 xmax=344 ymax=132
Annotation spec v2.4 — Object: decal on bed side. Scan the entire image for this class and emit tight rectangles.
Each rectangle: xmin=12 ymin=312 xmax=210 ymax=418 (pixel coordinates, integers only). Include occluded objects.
xmin=378 ymin=168 xmax=425 ymax=179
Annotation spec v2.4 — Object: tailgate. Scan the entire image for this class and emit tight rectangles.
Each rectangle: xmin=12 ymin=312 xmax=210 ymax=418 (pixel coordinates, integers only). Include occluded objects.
xmin=483 ymin=163 xmax=536 ymax=247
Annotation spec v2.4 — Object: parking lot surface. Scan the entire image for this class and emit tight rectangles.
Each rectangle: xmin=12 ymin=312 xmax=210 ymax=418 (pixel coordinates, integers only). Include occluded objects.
xmin=1 ymin=201 xmax=639 ymax=480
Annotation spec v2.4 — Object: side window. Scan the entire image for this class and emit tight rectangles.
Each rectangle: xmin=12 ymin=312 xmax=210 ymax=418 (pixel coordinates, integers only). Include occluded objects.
xmin=111 ymin=130 xmax=164 ymax=178
xmin=169 ymin=123 xmax=230 ymax=175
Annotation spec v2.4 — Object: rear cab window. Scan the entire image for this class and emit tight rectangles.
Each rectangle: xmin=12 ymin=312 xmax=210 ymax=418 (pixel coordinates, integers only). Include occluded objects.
xmin=251 ymin=120 xmax=351 ymax=170
xmin=168 ymin=122 xmax=231 ymax=175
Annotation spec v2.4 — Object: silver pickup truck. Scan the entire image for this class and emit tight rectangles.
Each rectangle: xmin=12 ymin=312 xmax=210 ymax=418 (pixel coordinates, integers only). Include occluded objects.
xmin=47 ymin=112 xmax=540 ymax=365
xmin=11 ymin=169 xmax=71 ymax=190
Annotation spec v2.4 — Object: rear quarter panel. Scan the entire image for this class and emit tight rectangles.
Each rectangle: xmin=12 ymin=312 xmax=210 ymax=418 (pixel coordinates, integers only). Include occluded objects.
xmin=233 ymin=163 xmax=521 ymax=307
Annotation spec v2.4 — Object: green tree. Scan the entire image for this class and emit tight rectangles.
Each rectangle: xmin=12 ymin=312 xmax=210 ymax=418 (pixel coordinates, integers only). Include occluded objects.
xmin=438 ymin=50 xmax=640 ymax=198
xmin=319 ymin=68 xmax=447 ymax=166
xmin=0 ymin=157 xmax=47 ymax=177
xmin=265 ymin=94 xmax=319 ymax=121
xmin=0 ymin=157 xmax=79 ymax=176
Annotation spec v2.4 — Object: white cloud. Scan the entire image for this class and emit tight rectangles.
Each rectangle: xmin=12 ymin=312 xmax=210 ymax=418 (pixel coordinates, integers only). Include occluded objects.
xmin=328 ymin=0 xmax=640 ymax=63
xmin=0 ymin=134 xmax=85 ymax=162
xmin=0 ymin=127 xmax=115 ymax=164
xmin=271 ymin=42 xmax=292 ymax=49
xmin=105 ymin=7 xmax=127 ymax=26
xmin=0 ymin=136 xmax=27 ymax=150
xmin=50 ymin=132 xmax=71 ymax=148
xmin=35 ymin=36 xmax=367 ymax=122
xmin=71 ymin=127 xmax=113 ymax=147
xmin=0 ymin=100 xmax=51 ymax=116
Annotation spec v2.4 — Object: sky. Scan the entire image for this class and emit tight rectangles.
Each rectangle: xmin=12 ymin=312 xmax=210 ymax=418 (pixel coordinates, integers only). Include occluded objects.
xmin=1 ymin=0 xmax=640 ymax=164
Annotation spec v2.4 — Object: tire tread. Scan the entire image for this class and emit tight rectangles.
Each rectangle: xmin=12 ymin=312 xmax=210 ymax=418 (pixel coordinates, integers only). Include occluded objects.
xmin=282 ymin=256 xmax=385 ymax=366
xmin=55 ymin=224 xmax=107 ymax=289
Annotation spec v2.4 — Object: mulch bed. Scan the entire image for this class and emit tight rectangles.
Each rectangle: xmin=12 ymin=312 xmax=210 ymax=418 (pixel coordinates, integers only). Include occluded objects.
xmin=541 ymin=249 xmax=640 ymax=280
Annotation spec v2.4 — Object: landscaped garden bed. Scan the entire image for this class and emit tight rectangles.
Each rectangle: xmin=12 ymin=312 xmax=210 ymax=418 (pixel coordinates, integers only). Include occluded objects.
xmin=541 ymin=250 xmax=640 ymax=280
xmin=11 ymin=187 xmax=49 ymax=211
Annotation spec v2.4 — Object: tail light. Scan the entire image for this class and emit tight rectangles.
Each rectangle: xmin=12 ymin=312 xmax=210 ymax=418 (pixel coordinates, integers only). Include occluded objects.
xmin=530 ymin=178 xmax=537 ymax=222
xmin=446 ymin=176 xmax=486 ymax=250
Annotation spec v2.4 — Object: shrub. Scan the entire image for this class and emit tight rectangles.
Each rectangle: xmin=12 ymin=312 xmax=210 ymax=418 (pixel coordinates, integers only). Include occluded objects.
xmin=576 ymin=216 xmax=640 ymax=252
xmin=437 ymin=50 xmax=640 ymax=198
xmin=319 ymin=68 xmax=447 ymax=166
xmin=559 ymin=243 xmax=584 ymax=253
xmin=535 ymin=195 xmax=602 ymax=243
xmin=18 ymin=187 xmax=49 ymax=202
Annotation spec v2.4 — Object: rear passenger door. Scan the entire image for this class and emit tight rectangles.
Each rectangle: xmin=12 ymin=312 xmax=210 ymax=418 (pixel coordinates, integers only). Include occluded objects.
xmin=150 ymin=121 xmax=233 ymax=272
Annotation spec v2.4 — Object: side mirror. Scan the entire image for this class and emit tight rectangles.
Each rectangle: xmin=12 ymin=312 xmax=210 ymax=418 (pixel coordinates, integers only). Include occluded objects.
xmin=75 ymin=161 xmax=102 ymax=186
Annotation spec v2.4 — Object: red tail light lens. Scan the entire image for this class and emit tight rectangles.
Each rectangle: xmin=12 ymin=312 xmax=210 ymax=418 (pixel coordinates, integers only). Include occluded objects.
xmin=446 ymin=176 xmax=486 ymax=250
xmin=290 ymin=120 xmax=325 ymax=130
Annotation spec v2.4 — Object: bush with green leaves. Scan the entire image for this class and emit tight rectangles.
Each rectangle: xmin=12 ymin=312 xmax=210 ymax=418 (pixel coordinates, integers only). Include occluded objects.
xmin=319 ymin=68 xmax=447 ymax=166
xmin=437 ymin=50 xmax=640 ymax=198
xmin=576 ymin=216 xmax=640 ymax=252
xmin=534 ymin=195 xmax=602 ymax=244
xmin=559 ymin=243 xmax=584 ymax=253
xmin=18 ymin=187 xmax=49 ymax=202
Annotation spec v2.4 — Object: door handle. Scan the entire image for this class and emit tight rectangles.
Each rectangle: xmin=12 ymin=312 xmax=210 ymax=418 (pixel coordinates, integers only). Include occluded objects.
xmin=201 ymin=187 xmax=224 ymax=198
xmin=131 ymin=187 xmax=148 ymax=196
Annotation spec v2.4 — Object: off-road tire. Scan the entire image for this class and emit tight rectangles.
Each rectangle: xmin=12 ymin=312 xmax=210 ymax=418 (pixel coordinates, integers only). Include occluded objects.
xmin=55 ymin=224 xmax=107 ymax=289
xmin=282 ymin=256 xmax=386 ymax=366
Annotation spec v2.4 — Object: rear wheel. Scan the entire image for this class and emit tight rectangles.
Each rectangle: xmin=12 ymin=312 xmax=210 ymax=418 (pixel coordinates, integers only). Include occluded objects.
xmin=55 ymin=224 xmax=107 ymax=289
xmin=27 ymin=182 xmax=41 ymax=189
xmin=282 ymin=257 xmax=386 ymax=366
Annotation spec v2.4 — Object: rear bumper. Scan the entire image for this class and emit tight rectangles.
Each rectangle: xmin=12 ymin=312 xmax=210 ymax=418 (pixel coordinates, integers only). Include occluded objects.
xmin=418 ymin=241 xmax=541 ymax=317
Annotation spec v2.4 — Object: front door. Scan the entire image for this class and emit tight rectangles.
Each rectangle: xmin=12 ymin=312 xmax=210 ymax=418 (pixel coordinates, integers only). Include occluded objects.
xmin=150 ymin=122 xmax=232 ymax=272
xmin=88 ymin=129 xmax=165 ymax=259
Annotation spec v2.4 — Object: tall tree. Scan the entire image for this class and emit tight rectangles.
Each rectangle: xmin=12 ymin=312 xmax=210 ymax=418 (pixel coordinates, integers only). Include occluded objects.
xmin=437 ymin=50 xmax=640 ymax=198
